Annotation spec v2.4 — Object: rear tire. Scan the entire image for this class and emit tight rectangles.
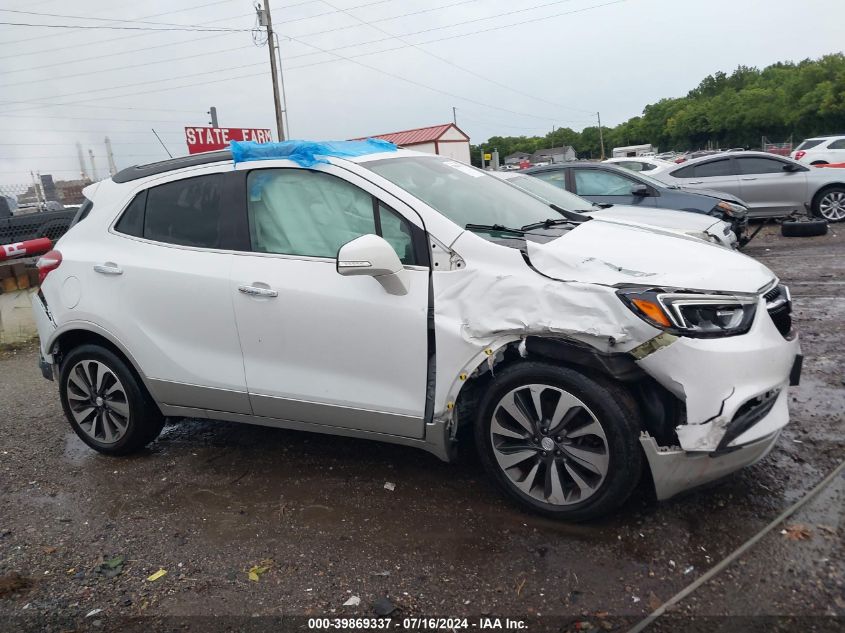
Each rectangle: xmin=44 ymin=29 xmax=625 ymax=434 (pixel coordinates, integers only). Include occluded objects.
xmin=781 ymin=219 xmax=828 ymax=237
xmin=59 ymin=344 xmax=165 ymax=455
xmin=474 ymin=362 xmax=642 ymax=521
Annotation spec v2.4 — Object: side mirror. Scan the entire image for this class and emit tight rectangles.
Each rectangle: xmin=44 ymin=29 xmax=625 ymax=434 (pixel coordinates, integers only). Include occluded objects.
xmin=336 ymin=234 xmax=409 ymax=296
xmin=631 ymin=183 xmax=649 ymax=196
xmin=782 ymin=163 xmax=800 ymax=172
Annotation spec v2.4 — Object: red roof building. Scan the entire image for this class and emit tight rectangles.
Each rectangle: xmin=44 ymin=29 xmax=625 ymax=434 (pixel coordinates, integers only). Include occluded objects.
xmin=353 ymin=123 xmax=471 ymax=163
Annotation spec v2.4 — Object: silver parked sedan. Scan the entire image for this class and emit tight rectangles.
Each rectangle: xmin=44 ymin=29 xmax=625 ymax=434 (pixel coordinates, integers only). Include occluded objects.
xmin=653 ymin=151 xmax=845 ymax=222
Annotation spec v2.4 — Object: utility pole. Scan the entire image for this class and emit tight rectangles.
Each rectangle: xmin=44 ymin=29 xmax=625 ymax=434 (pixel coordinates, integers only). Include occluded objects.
xmin=104 ymin=137 xmax=117 ymax=176
xmin=258 ymin=2 xmax=285 ymax=141
xmin=88 ymin=149 xmax=98 ymax=181
xmin=208 ymin=106 xmax=219 ymax=128
xmin=597 ymin=111 xmax=606 ymax=160
xmin=452 ymin=106 xmax=457 ymax=125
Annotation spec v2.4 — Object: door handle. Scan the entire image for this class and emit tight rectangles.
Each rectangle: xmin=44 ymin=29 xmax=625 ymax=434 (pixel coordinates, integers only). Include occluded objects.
xmin=93 ymin=263 xmax=123 ymax=275
xmin=238 ymin=284 xmax=278 ymax=298
xmin=688 ymin=180 xmax=703 ymax=184
xmin=741 ymin=177 xmax=757 ymax=181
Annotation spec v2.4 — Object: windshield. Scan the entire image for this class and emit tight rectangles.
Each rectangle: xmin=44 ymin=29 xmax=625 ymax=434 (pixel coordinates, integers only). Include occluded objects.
xmin=504 ymin=175 xmax=596 ymax=210
xmin=363 ymin=156 xmax=560 ymax=229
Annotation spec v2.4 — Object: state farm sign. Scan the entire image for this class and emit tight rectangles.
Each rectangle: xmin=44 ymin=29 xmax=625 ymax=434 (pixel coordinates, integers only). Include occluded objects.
xmin=184 ymin=127 xmax=273 ymax=155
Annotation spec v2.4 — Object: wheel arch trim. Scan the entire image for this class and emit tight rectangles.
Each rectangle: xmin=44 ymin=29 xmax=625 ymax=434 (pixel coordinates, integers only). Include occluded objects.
xmin=48 ymin=321 xmax=153 ymax=393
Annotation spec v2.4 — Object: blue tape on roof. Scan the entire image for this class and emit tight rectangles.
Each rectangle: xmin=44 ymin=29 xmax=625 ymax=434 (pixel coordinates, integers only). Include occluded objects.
xmin=230 ymin=139 xmax=397 ymax=167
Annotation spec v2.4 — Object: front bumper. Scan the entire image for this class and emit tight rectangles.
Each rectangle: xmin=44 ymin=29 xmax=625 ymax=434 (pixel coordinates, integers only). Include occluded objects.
xmin=635 ymin=294 xmax=800 ymax=452
xmin=640 ymin=430 xmax=781 ymax=500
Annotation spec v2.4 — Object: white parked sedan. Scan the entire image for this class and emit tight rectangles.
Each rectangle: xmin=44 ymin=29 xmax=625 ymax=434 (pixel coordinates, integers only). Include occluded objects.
xmin=492 ymin=170 xmax=738 ymax=248
xmin=32 ymin=140 xmax=801 ymax=520
xmin=655 ymin=151 xmax=845 ymax=221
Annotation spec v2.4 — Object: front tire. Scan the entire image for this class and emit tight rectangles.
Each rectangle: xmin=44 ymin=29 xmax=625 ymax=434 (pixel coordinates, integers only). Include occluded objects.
xmin=474 ymin=362 xmax=642 ymax=521
xmin=59 ymin=344 xmax=165 ymax=455
xmin=813 ymin=186 xmax=845 ymax=222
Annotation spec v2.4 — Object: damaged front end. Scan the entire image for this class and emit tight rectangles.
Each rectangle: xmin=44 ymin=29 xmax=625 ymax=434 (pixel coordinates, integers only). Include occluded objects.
xmin=627 ymin=283 xmax=801 ymax=500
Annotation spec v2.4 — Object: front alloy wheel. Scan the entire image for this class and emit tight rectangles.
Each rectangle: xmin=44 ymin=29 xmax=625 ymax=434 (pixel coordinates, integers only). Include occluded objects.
xmin=474 ymin=362 xmax=642 ymax=521
xmin=66 ymin=360 xmax=130 ymax=444
xmin=490 ymin=384 xmax=609 ymax=505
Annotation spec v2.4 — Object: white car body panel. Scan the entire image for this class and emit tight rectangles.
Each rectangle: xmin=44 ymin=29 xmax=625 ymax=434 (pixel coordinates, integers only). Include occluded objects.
xmin=33 ymin=147 xmax=801 ymax=503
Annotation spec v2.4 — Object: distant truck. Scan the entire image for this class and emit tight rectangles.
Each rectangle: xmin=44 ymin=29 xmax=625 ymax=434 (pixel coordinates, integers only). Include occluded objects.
xmin=0 ymin=196 xmax=76 ymax=245
xmin=612 ymin=144 xmax=657 ymax=158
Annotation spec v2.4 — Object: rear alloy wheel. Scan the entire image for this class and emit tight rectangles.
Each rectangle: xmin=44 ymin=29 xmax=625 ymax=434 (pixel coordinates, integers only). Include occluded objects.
xmin=66 ymin=360 xmax=130 ymax=444
xmin=60 ymin=344 xmax=165 ymax=455
xmin=815 ymin=188 xmax=845 ymax=222
xmin=475 ymin=362 xmax=642 ymax=521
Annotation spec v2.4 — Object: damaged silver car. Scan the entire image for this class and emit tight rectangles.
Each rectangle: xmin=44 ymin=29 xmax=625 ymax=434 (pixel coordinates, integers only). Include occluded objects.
xmin=33 ymin=141 xmax=802 ymax=521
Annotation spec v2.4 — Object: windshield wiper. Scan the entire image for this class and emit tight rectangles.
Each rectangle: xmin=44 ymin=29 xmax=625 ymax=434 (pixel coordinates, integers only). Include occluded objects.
xmin=550 ymin=203 xmax=592 ymax=222
xmin=465 ymin=223 xmax=525 ymax=235
xmin=520 ymin=218 xmax=573 ymax=230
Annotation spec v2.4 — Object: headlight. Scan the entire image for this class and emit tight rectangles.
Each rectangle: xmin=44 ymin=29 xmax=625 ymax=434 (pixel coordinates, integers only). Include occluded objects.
xmin=617 ymin=288 xmax=757 ymax=337
xmin=716 ymin=200 xmax=748 ymax=218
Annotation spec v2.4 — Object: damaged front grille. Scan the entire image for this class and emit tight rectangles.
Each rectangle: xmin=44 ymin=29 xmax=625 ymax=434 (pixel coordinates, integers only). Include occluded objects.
xmin=764 ymin=284 xmax=792 ymax=337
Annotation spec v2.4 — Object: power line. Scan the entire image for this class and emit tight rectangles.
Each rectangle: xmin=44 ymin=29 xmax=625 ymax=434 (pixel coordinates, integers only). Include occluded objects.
xmin=0 ymin=0 xmax=241 ymax=46
xmin=318 ymin=0 xmax=594 ymax=116
xmin=0 ymin=20 xmax=253 ymax=32
xmin=0 ymin=61 xmax=268 ymax=110
xmin=285 ymin=0 xmax=626 ymax=64
xmin=0 ymin=43 xmax=257 ymax=90
xmin=0 ymin=0 xmax=244 ymax=58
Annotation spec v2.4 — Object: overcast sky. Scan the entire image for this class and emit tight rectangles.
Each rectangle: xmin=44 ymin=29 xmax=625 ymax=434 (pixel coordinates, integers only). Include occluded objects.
xmin=0 ymin=0 xmax=842 ymax=185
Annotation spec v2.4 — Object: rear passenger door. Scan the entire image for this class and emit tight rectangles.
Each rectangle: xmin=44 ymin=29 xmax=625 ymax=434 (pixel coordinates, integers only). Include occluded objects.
xmin=735 ymin=156 xmax=808 ymax=217
xmin=106 ymin=169 xmax=252 ymax=414
xmin=229 ymin=165 xmax=430 ymax=438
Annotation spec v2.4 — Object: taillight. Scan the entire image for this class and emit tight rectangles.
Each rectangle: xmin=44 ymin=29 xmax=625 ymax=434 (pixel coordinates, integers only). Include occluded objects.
xmin=36 ymin=250 xmax=62 ymax=284
xmin=794 ymin=150 xmax=806 ymax=161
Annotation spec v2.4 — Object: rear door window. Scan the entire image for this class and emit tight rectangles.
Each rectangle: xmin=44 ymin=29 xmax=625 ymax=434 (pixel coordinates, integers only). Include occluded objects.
xmin=693 ymin=158 xmax=733 ymax=177
xmin=828 ymin=139 xmax=845 ymax=150
xmin=795 ymin=139 xmax=825 ymax=151
xmin=113 ymin=173 xmax=238 ymax=249
xmin=113 ymin=192 xmax=146 ymax=237
xmin=144 ymin=174 xmax=225 ymax=248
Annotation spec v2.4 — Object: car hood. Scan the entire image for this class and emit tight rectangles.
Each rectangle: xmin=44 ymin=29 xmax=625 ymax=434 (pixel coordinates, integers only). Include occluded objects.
xmin=527 ymin=220 xmax=773 ymax=292
xmin=588 ymin=205 xmax=723 ymax=233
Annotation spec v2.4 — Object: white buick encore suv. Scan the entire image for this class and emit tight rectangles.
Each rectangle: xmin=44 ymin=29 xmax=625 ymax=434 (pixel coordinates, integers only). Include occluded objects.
xmin=32 ymin=140 xmax=802 ymax=521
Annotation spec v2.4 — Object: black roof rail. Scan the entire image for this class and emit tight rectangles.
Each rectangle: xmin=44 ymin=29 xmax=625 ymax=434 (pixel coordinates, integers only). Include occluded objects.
xmin=111 ymin=150 xmax=232 ymax=183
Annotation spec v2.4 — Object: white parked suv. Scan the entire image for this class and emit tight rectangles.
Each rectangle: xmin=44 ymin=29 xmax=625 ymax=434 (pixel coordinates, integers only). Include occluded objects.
xmin=33 ymin=141 xmax=802 ymax=520
xmin=791 ymin=135 xmax=845 ymax=165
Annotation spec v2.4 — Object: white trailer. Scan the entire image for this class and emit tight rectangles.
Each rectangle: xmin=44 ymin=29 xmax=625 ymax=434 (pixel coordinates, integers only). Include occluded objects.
xmin=612 ymin=144 xmax=657 ymax=158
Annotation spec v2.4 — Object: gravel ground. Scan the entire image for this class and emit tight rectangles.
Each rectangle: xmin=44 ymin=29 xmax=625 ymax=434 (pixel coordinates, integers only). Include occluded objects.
xmin=0 ymin=224 xmax=842 ymax=632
